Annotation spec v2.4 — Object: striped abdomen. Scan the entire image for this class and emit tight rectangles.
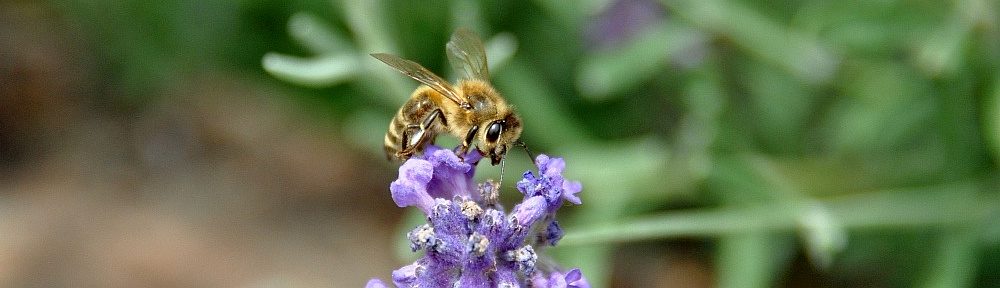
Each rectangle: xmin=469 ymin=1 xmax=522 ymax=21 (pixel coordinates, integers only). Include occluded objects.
xmin=384 ymin=88 xmax=442 ymax=161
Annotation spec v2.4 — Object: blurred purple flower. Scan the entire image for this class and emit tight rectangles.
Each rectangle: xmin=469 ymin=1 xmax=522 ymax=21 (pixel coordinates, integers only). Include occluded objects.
xmin=585 ymin=0 xmax=666 ymax=49
xmin=372 ymin=145 xmax=587 ymax=287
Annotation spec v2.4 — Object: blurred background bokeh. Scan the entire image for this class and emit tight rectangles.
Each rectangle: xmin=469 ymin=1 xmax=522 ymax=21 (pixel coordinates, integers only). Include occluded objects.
xmin=2 ymin=0 xmax=999 ymax=287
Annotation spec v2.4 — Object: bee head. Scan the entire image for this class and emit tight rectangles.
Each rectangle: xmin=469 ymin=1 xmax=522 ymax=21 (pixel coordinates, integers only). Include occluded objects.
xmin=479 ymin=113 xmax=522 ymax=165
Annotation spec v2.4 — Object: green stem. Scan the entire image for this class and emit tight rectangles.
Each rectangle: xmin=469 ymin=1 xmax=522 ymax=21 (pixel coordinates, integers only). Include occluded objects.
xmin=561 ymin=181 xmax=993 ymax=246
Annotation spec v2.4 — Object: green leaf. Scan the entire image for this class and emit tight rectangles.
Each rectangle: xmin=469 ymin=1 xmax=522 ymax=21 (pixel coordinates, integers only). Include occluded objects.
xmin=262 ymin=53 xmax=358 ymax=87
xmin=986 ymin=77 xmax=1000 ymax=165
xmin=661 ymin=0 xmax=839 ymax=84
xmin=917 ymin=228 xmax=980 ymax=288
xmin=287 ymin=13 xmax=354 ymax=54
xmin=716 ymin=232 xmax=793 ymax=288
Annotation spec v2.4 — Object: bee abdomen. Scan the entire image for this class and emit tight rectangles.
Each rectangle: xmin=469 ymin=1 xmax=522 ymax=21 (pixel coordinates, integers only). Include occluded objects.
xmin=384 ymin=126 xmax=402 ymax=161
xmin=385 ymin=88 xmax=439 ymax=161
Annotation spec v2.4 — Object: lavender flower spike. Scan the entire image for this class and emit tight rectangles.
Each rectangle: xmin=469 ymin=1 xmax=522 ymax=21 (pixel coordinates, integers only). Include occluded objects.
xmin=369 ymin=145 xmax=586 ymax=287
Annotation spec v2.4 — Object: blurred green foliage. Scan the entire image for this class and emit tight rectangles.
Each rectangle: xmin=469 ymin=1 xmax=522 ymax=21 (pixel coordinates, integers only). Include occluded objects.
xmin=54 ymin=0 xmax=1000 ymax=286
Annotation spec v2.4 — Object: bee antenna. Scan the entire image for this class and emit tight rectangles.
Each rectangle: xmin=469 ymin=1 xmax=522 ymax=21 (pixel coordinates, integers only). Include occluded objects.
xmin=493 ymin=142 xmax=528 ymax=197
xmin=515 ymin=140 xmax=535 ymax=162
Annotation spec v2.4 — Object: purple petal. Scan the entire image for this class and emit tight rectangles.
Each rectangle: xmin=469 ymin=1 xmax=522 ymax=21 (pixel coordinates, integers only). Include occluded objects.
xmin=530 ymin=273 xmax=548 ymax=287
xmin=424 ymin=145 xmax=483 ymax=164
xmin=548 ymin=272 xmax=568 ymax=288
xmin=518 ymin=155 xmax=584 ymax=209
xmin=391 ymin=262 xmax=421 ymax=287
xmin=365 ymin=279 xmax=390 ymax=288
xmin=561 ymin=180 xmax=583 ymax=205
xmin=535 ymin=154 xmax=551 ymax=168
xmin=423 ymin=148 xmax=477 ymax=200
xmin=530 ymin=271 xmax=566 ymax=288
xmin=565 ymin=268 xmax=590 ymax=288
xmin=390 ymin=159 xmax=435 ymax=214
xmin=528 ymin=268 xmax=589 ymax=288
xmin=536 ymin=154 xmax=565 ymax=177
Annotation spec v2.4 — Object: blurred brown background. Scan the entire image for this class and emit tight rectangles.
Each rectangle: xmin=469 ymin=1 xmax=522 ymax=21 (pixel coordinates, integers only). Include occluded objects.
xmin=2 ymin=2 xmax=401 ymax=287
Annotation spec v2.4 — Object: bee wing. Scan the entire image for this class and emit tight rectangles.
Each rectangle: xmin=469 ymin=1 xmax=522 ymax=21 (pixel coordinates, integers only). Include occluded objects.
xmin=371 ymin=53 xmax=469 ymax=106
xmin=446 ymin=28 xmax=490 ymax=82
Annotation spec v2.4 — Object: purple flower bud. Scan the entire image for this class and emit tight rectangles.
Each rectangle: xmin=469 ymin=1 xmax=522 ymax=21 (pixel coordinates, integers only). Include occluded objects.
xmin=511 ymin=196 xmax=546 ymax=227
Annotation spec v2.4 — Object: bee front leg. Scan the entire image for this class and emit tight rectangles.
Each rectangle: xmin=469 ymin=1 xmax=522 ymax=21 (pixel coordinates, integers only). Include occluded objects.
xmin=456 ymin=125 xmax=479 ymax=158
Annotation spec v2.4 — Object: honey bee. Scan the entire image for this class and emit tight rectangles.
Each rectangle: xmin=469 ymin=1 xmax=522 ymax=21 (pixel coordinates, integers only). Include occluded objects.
xmin=372 ymin=28 xmax=522 ymax=166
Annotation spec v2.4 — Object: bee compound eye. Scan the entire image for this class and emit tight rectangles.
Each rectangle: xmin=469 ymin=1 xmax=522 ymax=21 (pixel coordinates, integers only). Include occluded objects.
xmin=485 ymin=122 xmax=502 ymax=142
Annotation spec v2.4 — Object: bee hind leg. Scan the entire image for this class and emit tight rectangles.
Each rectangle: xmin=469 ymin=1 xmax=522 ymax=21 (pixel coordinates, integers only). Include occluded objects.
xmin=398 ymin=125 xmax=422 ymax=156
xmin=398 ymin=109 xmax=445 ymax=157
